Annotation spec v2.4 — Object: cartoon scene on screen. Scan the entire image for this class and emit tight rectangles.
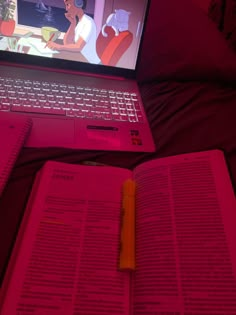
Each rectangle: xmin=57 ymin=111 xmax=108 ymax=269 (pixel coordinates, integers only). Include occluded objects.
xmin=0 ymin=0 xmax=147 ymax=69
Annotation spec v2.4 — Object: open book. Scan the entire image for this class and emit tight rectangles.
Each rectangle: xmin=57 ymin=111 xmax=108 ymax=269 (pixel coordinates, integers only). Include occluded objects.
xmin=1 ymin=150 xmax=236 ymax=314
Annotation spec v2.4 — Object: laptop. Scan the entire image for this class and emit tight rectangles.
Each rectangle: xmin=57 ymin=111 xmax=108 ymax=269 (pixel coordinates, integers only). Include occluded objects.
xmin=0 ymin=0 xmax=155 ymax=152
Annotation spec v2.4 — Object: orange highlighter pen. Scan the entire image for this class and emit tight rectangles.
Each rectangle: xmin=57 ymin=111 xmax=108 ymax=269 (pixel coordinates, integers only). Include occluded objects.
xmin=119 ymin=179 xmax=136 ymax=271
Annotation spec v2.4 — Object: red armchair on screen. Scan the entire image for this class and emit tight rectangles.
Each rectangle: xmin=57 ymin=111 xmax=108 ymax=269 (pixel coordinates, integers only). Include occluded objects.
xmin=96 ymin=26 xmax=133 ymax=66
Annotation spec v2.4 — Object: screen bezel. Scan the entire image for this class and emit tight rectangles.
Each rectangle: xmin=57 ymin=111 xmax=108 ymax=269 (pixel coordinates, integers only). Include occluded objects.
xmin=0 ymin=50 xmax=135 ymax=79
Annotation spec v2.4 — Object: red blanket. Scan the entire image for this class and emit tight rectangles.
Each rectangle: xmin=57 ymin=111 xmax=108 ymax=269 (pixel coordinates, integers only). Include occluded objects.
xmin=0 ymin=0 xmax=236 ymax=285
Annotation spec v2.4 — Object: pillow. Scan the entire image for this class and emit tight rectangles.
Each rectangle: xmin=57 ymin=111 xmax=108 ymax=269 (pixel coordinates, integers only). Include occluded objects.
xmin=137 ymin=0 xmax=236 ymax=83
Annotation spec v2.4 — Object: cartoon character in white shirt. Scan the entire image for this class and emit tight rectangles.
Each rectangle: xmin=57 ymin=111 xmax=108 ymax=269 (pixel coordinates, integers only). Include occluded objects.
xmin=47 ymin=0 xmax=100 ymax=64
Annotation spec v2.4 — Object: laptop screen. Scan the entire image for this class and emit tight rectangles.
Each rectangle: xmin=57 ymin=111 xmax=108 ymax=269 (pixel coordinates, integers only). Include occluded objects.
xmin=0 ymin=0 xmax=149 ymax=77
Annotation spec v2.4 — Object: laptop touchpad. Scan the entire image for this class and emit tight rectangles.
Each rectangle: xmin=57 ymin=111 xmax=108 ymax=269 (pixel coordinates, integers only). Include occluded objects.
xmin=25 ymin=117 xmax=75 ymax=148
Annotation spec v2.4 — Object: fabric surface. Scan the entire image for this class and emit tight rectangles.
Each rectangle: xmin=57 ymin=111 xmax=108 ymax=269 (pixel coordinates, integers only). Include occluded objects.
xmin=208 ymin=0 xmax=236 ymax=52
xmin=191 ymin=0 xmax=211 ymax=13
xmin=137 ymin=0 xmax=236 ymax=83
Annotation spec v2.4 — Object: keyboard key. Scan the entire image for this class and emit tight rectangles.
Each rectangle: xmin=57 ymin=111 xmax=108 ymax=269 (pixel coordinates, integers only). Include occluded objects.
xmin=128 ymin=115 xmax=138 ymax=122
xmin=119 ymin=109 xmax=127 ymax=115
xmin=11 ymin=105 xmax=66 ymax=115
xmin=66 ymin=110 xmax=76 ymax=117
xmin=0 ymin=104 xmax=10 ymax=111
xmin=133 ymin=100 xmax=141 ymax=110
xmin=103 ymin=113 xmax=112 ymax=120
xmin=137 ymin=114 xmax=145 ymax=123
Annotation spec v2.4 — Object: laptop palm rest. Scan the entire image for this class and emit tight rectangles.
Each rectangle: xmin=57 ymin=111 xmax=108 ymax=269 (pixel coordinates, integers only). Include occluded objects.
xmin=26 ymin=116 xmax=75 ymax=147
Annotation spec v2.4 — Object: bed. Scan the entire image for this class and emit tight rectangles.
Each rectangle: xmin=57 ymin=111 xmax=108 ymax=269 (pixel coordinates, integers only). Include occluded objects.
xmin=0 ymin=0 xmax=236 ymax=284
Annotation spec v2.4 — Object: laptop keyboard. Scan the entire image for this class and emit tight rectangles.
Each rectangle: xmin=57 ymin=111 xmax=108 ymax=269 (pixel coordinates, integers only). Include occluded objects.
xmin=0 ymin=76 xmax=144 ymax=123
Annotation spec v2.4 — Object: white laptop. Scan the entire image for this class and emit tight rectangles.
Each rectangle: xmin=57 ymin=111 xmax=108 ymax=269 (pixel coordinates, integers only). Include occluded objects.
xmin=0 ymin=0 xmax=155 ymax=152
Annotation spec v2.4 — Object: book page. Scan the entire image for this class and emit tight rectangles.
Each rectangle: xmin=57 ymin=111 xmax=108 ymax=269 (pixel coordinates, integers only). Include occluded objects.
xmin=133 ymin=150 xmax=236 ymax=315
xmin=0 ymin=113 xmax=32 ymax=196
xmin=1 ymin=162 xmax=131 ymax=315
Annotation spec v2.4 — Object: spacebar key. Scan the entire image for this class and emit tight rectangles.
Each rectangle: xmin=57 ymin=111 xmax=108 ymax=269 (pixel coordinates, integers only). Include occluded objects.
xmin=11 ymin=105 xmax=66 ymax=116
